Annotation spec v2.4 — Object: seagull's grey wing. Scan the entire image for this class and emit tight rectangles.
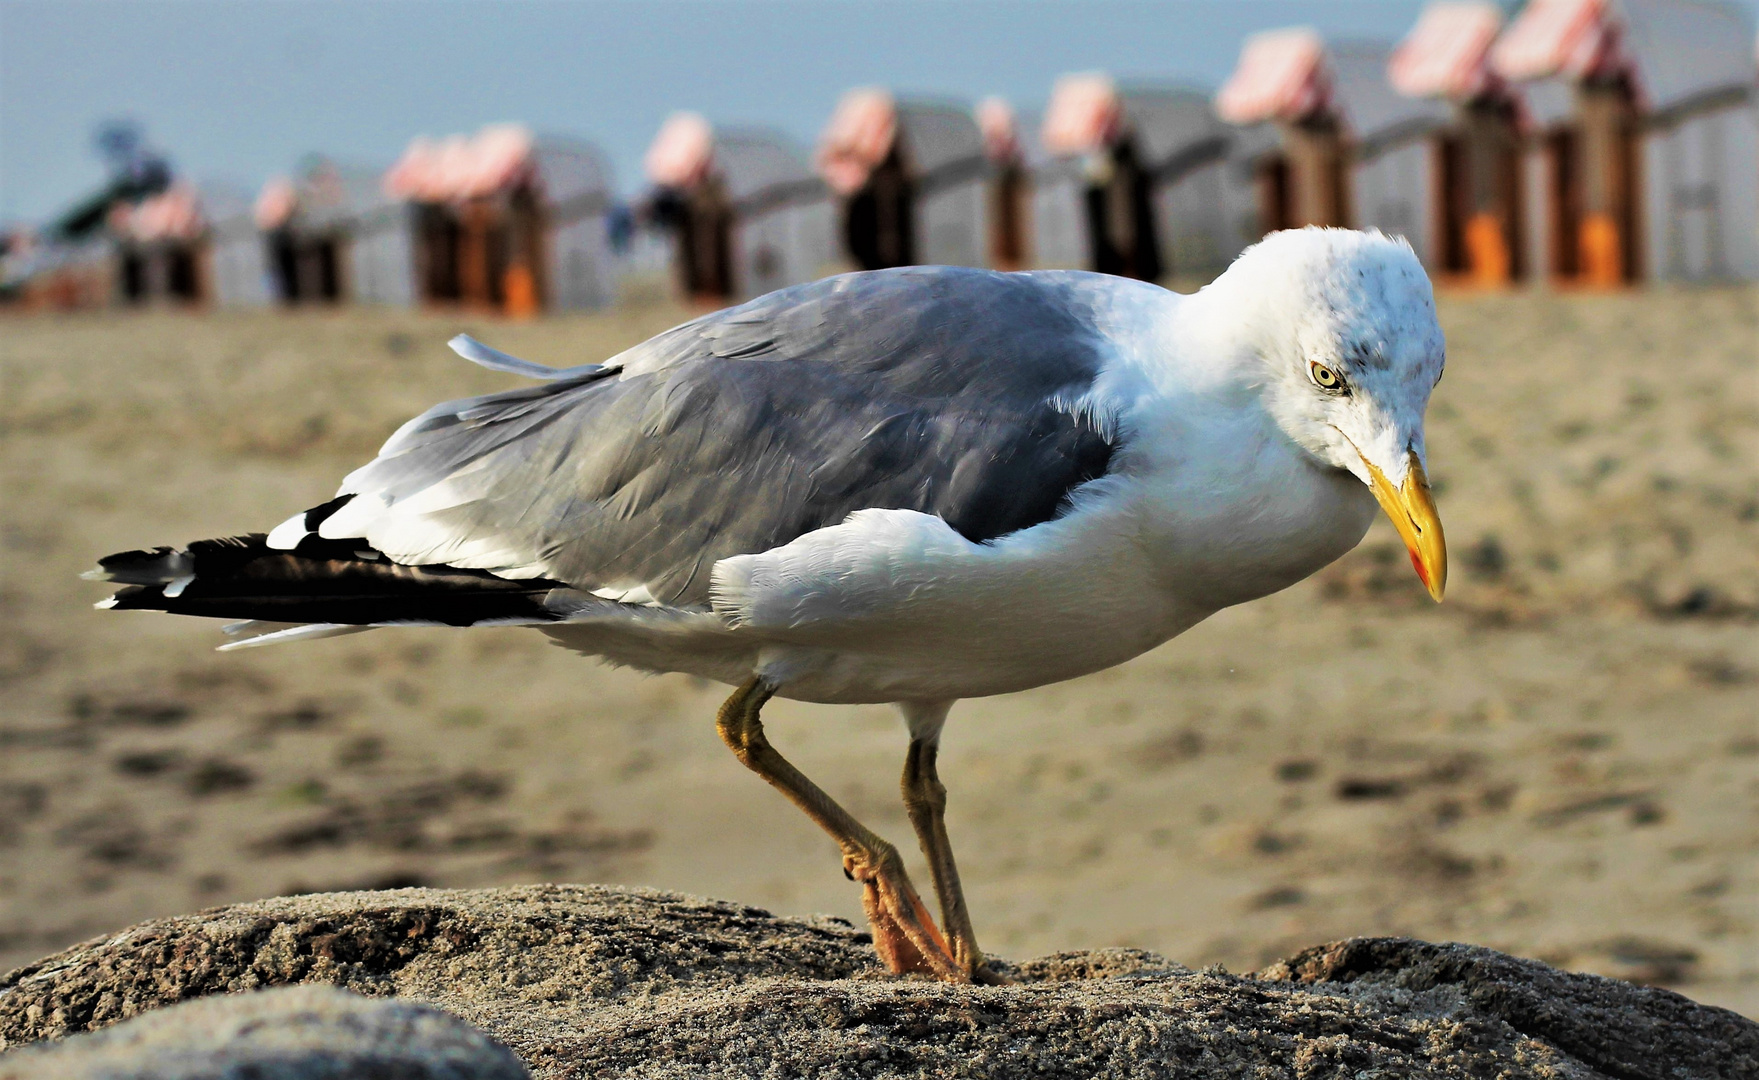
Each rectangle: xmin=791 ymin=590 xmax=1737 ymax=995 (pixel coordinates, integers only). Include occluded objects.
xmin=312 ymin=266 xmax=1120 ymax=607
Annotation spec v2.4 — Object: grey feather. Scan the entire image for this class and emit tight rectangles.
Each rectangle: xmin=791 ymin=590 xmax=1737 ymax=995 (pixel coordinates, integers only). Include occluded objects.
xmin=334 ymin=267 xmax=1123 ymax=607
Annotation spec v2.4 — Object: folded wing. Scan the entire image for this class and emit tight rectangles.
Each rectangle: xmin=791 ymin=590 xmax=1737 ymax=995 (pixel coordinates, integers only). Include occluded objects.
xmin=290 ymin=266 xmax=1121 ymax=609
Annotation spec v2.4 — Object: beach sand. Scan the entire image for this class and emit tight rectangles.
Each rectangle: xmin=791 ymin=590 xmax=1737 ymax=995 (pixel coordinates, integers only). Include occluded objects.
xmin=2 ymin=286 xmax=1753 ymax=1014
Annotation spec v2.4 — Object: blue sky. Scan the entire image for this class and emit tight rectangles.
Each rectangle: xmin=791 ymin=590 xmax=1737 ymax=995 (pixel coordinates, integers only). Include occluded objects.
xmin=3 ymin=0 xmax=1755 ymax=225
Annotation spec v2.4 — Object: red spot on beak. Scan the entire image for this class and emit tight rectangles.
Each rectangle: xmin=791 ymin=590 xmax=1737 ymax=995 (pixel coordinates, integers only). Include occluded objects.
xmin=1408 ymin=547 xmax=1430 ymax=587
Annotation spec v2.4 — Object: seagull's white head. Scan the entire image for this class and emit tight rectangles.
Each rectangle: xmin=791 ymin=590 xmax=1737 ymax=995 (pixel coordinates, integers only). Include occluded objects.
xmin=1212 ymin=227 xmax=1448 ymax=600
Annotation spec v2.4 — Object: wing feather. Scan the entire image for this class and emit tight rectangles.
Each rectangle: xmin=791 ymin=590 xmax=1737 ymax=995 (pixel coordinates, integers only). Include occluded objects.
xmin=325 ymin=267 xmax=1123 ymax=607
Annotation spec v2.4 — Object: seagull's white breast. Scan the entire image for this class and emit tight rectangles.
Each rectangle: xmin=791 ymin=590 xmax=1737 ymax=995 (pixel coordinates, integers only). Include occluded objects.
xmin=679 ymin=413 xmax=1374 ymax=705
xmin=1124 ymin=389 xmax=1380 ymax=613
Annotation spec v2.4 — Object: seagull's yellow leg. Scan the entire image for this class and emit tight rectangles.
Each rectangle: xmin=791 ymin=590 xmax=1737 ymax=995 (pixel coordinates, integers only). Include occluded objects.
xmin=715 ymin=678 xmax=965 ymax=981
xmin=901 ymin=737 xmax=1006 ymax=984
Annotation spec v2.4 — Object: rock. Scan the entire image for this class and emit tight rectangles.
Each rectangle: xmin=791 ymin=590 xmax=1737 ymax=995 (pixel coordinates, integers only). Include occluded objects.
xmin=2 ymin=885 xmax=1753 ymax=1079
xmin=0 ymin=983 xmax=527 ymax=1080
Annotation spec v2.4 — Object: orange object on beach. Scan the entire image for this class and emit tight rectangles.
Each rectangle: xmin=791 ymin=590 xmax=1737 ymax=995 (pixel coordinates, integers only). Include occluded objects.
xmin=503 ymin=265 xmax=538 ymax=318
xmin=1579 ymin=213 xmax=1623 ymax=288
xmin=1465 ymin=212 xmax=1511 ymax=287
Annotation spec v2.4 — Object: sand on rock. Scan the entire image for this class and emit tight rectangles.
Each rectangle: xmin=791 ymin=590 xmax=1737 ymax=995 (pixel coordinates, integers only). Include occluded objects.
xmin=1 ymin=885 xmax=1752 ymax=1079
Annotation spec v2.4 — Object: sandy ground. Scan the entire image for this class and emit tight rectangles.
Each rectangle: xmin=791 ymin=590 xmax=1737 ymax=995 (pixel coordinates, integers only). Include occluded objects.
xmin=2 ymin=287 xmax=1754 ymax=1016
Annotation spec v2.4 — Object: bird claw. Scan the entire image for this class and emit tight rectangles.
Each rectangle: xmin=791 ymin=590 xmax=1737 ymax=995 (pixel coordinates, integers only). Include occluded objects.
xmin=847 ymin=852 xmax=966 ymax=981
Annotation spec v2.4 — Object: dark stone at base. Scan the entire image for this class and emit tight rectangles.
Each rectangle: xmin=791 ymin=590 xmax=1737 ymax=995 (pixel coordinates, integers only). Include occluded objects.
xmin=1263 ymin=937 xmax=1757 ymax=1080
xmin=2 ymin=885 xmax=1753 ymax=1079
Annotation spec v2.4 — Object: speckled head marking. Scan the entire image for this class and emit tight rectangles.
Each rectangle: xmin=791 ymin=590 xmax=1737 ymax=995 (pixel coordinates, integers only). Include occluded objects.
xmin=1205 ymin=226 xmax=1448 ymax=600
xmin=1218 ymin=227 xmax=1445 ymax=485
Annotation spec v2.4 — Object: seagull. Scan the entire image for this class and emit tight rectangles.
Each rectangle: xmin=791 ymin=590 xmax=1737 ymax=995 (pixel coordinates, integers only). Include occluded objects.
xmin=88 ymin=227 xmax=1446 ymax=984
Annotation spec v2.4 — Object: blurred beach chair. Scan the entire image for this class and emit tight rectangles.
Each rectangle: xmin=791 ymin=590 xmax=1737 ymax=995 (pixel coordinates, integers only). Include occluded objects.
xmin=643 ymin=112 xmax=837 ymax=305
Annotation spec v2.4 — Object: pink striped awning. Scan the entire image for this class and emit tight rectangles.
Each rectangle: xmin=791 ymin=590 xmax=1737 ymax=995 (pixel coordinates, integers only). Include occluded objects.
xmin=976 ymin=96 xmax=1021 ymax=163
xmin=645 ymin=111 xmax=715 ymax=189
xmin=112 ymin=184 xmax=205 ymax=242
xmin=1389 ymin=2 xmax=1505 ymax=100
xmin=254 ymin=176 xmax=297 ymax=230
xmin=815 ymin=88 xmax=898 ymax=196
xmin=1216 ymin=28 xmax=1330 ymax=125
xmin=383 ymin=124 xmax=536 ymax=202
xmin=1490 ymin=0 xmax=1618 ymax=82
xmin=1040 ymin=73 xmax=1121 ymax=156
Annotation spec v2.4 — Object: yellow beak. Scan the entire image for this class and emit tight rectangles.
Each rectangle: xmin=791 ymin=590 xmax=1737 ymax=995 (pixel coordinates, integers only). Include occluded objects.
xmin=1361 ymin=450 xmax=1447 ymax=602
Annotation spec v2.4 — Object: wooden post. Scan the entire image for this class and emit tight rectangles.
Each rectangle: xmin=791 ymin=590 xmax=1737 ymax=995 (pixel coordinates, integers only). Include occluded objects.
xmin=1576 ymin=83 xmax=1637 ymax=287
xmin=1285 ymin=119 xmax=1348 ymax=228
xmin=1460 ymin=102 xmax=1520 ymax=286
xmin=459 ymin=199 xmax=493 ymax=308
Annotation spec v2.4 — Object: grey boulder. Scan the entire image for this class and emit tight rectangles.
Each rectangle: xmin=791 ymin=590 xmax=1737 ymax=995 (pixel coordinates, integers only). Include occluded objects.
xmin=0 ymin=982 xmax=526 ymax=1079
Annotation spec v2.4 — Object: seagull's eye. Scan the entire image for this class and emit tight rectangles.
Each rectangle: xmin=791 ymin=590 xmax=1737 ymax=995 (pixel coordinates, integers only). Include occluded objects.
xmin=1308 ymin=362 xmax=1348 ymax=394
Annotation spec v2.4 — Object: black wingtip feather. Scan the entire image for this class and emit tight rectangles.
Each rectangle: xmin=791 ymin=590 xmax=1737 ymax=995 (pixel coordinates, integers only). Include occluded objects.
xmin=94 ymin=533 xmax=571 ymax=628
xmin=92 ymin=545 xmax=194 ymax=585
